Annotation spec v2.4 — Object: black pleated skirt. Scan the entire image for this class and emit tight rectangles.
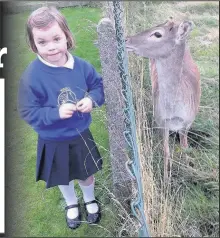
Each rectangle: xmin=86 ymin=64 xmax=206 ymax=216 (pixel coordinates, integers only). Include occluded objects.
xmin=36 ymin=129 xmax=102 ymax=188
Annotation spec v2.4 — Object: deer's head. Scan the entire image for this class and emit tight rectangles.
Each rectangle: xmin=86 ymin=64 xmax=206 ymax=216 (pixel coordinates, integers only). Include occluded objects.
xmin=125 ymin=18 xmax=193 ymax=59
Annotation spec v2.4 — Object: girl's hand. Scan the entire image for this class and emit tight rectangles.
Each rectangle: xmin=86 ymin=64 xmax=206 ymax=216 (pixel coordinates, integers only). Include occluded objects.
xmin=59 ymin=103 xmax=76 ymax=119
xmin=76 ymin=97 xmax=93 ymax=113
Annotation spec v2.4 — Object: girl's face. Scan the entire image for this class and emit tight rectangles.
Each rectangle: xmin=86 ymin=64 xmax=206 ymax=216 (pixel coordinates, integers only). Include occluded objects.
xmin=32 ymin=21 xmax=68 ymax=66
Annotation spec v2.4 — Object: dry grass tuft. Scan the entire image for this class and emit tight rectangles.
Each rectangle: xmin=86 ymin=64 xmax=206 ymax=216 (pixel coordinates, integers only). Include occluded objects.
xmin=205 ymin=28 xmax=219 ymax=41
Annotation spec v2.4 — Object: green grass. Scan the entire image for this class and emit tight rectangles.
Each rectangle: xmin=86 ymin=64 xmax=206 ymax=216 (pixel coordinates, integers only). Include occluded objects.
xmin=5 ymin=7 xmax=118 ymax=237
xmin=191 ymin=15 xmax=219 ymax=28
xmin=177 ymin=2 xmax=219 ymax=15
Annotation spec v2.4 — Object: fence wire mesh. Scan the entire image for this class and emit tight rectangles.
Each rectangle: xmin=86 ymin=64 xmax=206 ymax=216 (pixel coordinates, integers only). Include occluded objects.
xmin=112 ymin=1 xmax=150 ymax=237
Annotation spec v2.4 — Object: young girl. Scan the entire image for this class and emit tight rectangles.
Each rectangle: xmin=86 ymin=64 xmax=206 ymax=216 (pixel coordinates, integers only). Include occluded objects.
xmin=17 ymin=6 xmax=105 ymax=229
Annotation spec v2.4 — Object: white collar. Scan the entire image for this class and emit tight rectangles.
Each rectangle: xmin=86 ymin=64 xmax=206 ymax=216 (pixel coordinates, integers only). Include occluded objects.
xmin=37 ymin=51 xmax=74 ymax=69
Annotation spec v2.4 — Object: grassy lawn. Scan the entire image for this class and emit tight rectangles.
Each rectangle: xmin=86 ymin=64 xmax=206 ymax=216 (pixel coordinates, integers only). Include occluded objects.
xmin=5 ymin=6 xmax=117 ymax=237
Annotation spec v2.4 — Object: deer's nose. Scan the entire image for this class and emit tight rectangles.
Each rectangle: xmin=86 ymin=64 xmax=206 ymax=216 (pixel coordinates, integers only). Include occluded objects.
xmin=125 ymin=37 xmax=130 ymax=43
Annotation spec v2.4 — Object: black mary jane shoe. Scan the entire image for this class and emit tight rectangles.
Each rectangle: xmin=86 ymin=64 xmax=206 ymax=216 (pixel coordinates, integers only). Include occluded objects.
xmin=84 ymin=199 xmax=101 ymax=224
xmin=65 ymin=204 xmax=81 ymax=229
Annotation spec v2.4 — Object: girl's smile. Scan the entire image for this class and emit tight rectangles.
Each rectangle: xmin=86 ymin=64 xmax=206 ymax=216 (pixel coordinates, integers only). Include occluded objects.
xmin=33 ymin=21 xmax=68 ymax=66
xmin=47 ymin=52 xmax=64 ymax=61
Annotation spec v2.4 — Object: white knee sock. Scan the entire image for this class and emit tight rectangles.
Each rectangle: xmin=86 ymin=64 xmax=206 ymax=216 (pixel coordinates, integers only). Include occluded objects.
xmin=58 ymin=181 xmax=79 ymax=219
xmin=78 ymin=179 xmax=98 ymax=214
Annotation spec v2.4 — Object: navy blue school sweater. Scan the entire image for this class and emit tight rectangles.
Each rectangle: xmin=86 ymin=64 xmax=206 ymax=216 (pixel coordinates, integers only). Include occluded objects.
xmin=18 ymin=55 xmax=105 ymax=141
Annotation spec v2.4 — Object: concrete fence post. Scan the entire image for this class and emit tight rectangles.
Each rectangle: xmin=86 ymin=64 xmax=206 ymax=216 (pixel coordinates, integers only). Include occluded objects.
xmin=97 ymin=18 xmax=134 ymax=208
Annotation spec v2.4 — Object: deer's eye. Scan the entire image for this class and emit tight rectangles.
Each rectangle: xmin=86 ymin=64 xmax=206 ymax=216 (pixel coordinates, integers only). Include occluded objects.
xmin=154 ymin=32 xmax=162 ymax=38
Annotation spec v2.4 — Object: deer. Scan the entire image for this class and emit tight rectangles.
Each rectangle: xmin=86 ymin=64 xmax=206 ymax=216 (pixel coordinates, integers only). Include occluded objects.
xmin=125 ymin=18 xmax=201 ymax=180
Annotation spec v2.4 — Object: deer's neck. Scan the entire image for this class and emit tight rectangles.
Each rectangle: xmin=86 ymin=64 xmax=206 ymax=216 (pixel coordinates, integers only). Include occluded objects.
xmin=155 ymin=43 xmax=186 ymax=89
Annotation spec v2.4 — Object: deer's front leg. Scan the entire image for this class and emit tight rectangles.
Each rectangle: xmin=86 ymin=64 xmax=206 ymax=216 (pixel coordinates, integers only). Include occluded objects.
xmin=179 ymin=128 xmax=191 ymax=166
xmin=179 ymin=129 xmax=189 ymax=148
xmin=163 ymin=128 xmax=172 ymax=181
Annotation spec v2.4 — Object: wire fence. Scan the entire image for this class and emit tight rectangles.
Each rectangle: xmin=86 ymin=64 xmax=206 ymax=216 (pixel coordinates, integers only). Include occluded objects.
xmin=112 ymin=1 xmax=150 ymax=237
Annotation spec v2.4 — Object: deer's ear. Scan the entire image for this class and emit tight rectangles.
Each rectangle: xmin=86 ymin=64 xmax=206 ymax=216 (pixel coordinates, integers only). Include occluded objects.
xmin=176 ymin=21 xmax=193 ymax=44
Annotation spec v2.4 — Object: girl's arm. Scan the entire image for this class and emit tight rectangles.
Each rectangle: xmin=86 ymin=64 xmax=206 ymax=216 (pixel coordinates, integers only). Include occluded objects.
xmin=86 ymin=66 xmax=105 ymax=108
xmin=17 ymin=79 xmax=61 ymax=128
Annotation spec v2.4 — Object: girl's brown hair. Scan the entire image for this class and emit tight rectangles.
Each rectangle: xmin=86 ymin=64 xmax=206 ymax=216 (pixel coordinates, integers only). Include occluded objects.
xmin=26 ymin=6 xmax=75 ymax=53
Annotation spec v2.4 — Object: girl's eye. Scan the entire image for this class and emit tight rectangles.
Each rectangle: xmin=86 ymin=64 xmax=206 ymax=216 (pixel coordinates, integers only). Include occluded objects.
xmin=54 ymin=38 xmax=60 ymax=42
xmin=154 ymin=32 xmax=162 ymax=38
xmin=38 ymin=41 xmax=45 ymax=45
